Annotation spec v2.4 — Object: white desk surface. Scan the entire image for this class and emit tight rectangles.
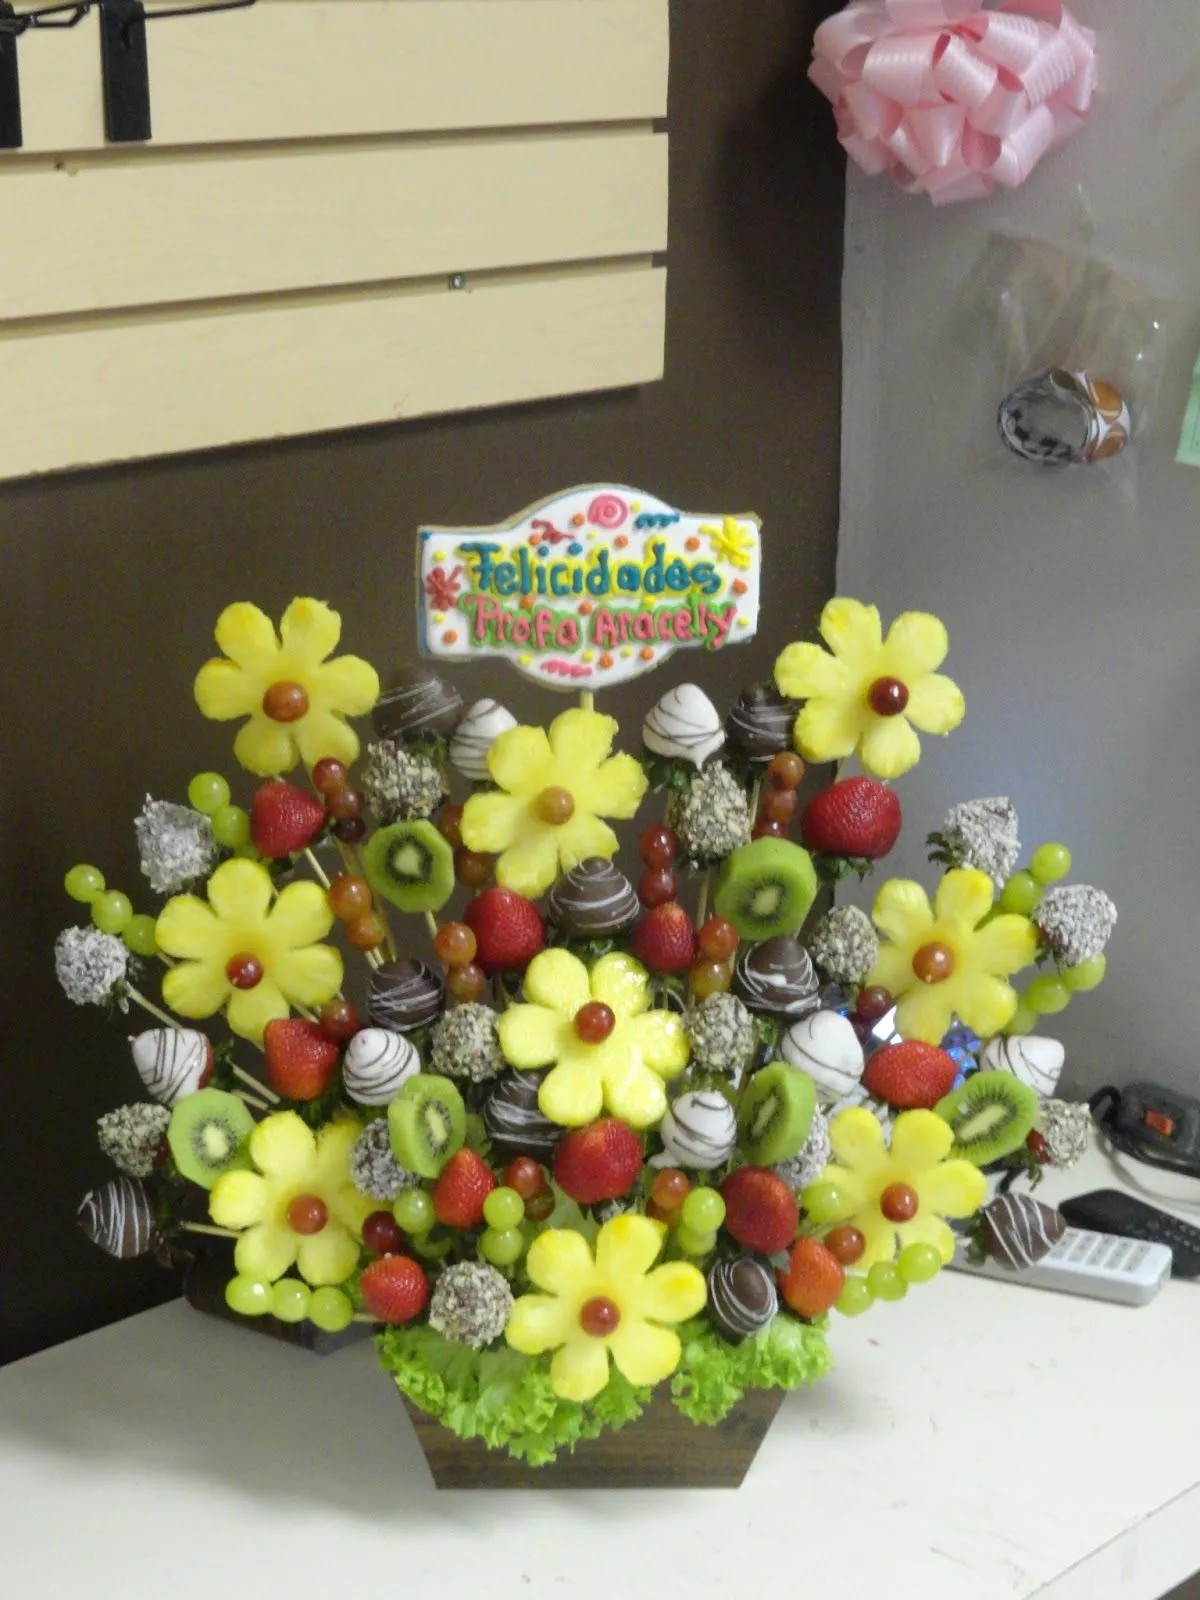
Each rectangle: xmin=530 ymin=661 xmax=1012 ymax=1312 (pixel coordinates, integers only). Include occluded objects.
xmin=2 ymin=1142 xmax=1198 ymax=1600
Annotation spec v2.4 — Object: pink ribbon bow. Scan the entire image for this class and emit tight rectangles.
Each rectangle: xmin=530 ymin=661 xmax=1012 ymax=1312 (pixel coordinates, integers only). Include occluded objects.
xmin=810 ymin=0 xmax=1096 ymax=203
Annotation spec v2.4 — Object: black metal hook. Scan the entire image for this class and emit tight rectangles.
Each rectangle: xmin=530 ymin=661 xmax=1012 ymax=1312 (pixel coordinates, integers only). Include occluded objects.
xmin=0 ymin=0 xmax=255 ymax=33
xmin=0 ymin=0 xmax=258 ymax=148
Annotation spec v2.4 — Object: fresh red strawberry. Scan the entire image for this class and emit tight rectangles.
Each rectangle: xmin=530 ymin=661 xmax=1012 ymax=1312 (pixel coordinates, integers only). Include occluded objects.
xmin=432 ymin=1148 xmax=496 ymax=1229
xmin=553 ymin=1119 xmax=643 ymax=1205
xmin=464 ymin=888 xmax=545 ymax=974
xmin=862 ymin=1040 xmax=958 ymax=1109
xmin=263 ymin=1018 xmax=340 ymax=1100
xmin=359 ymin=1255 xmax=429 ymax=1324
xmin=778 ymin=1237 xmax=845 ymax=1318
xmin=631 ymin=903 xmax=696 ymax=974
xmin=250 ymin=780 xmax=326 ymax=859
xmin=719 ymin=1166 xmax=798 ymax=1255
xmin=800 ymin=777 xmax=901 ymax=861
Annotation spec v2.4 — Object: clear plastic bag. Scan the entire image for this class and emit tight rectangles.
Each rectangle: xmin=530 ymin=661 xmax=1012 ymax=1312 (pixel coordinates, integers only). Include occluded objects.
xmin=958 ymin=233 xmax=1175 ymax=497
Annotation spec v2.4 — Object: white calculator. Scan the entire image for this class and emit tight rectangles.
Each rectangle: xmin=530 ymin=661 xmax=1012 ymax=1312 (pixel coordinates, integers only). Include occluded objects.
xmin=949 ymin=1226 xmax=1172 ymax=1307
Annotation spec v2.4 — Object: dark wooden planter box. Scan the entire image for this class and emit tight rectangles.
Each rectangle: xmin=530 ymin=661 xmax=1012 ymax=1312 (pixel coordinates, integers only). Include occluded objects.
xmin=185 ymin=1245 xmax=785 ymax=1487
xmin=402 ymin=1385 xmax=785 ymax=1490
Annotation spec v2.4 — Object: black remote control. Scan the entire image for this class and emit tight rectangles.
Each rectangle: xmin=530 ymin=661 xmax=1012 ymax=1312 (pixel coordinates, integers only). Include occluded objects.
xmin=1058 ymin=1190 xmax=1200 ymax=1280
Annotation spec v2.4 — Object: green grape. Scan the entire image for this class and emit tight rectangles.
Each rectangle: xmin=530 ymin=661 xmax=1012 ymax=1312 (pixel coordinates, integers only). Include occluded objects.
xmin=1064 ymin=955 xmax=1106 ymax=993
xmin=123 ymin=914 xmax=159 ymax=957
xmin=393 ymin=1189 xmax=435 ymax=1234
xmin=65 ymin=864 xmax=106 ymax=904
xmin=483 ymin=1187 xmax=525 ymax=1231
xmin=867 ymin=1262 xmax=907 ymax=1302
xmin=680 ymin=1186 xmax=726 ymax=1233
xmin=675 ymin=1224 xmax=717 ymax=1257
xmin=836 ymin=1277 xmax=874 ymax=1317
xmin=412 ymin=1230 xmax=453 ymax=1261
xmin=188 ymin=771 xmax=231 ymax=815
xmin=999 ymin=871 xmax=1041 ymax=915
xmin=211 ymin=804 xmax=251 ymax=849
xmin=225 ymin=1274 xmax=272 ymax=1316
xmin=1006 ymin=1004 xmax=1039 ymax=1037
xmin=1029 ymin=842 xmax=1072 ymax=885
xmin=233 ymin=842 xmax=262 ymax=861
xmin=897 ymin=1243 xmax=942 ymax=1285
xmin=801 ymin=1182 xmax=849 ymax=1225
xmin=308 ymin=1287 xmax=353 ymax=1333
xmin=1026 ymin=974 xmax=1070 ymax=1016
xmin=480 ymin=1226 xmax=524 ymax=1267
xmin=270 ymin=1279 xmax=312 ymax=1324
xmin=91 ymin=890 xmax=133 ymax=935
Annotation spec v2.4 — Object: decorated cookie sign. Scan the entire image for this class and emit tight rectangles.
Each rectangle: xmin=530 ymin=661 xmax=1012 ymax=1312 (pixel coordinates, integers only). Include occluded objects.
xmin=417 ymin=486 xmax=761 ymax=688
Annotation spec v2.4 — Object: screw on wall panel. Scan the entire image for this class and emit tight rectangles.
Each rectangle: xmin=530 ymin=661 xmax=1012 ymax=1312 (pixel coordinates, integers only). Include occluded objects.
xmin=448 ymin=274 xmax=467 ymax=291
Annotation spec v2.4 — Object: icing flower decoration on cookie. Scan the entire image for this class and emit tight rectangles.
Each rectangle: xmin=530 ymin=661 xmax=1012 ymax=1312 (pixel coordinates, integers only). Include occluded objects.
xmin=460 ymin=707 xmax=647 ymax=898
xmin=193 ymin=598 xmax=380 ymax=776
xmin=505 ymin=1214 xmax=707 ymax=1401
xmin=774 ymin=598 xmax=964 ymax=778
xmin=497 ymin=949 xmax=689 ymax=1127
xmin=209 ymin=1113 xmax=373 ymax=1285
xmin=705 ymin=516 xmax=757 ymax=570
xmin=803 ymin=1108 xmax=987 ymax=1269
xmin=867 ymin=868 xmax=1037 ymax=1044
xmin=156 ymin=859 xmax=343 ymax=1042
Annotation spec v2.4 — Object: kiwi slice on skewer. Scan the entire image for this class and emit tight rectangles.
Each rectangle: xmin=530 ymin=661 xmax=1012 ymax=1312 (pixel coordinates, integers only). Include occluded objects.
xmin=363 ymin=820 xmax=455 ymax=915
xmin=167 ymin=1088 xmax=254 ymax=1189
xmin=713 ymin=838 xmax=818 ymax=941
xmin=935 ymin=1071 xmax=1038 ymax=1165
xmin=388 ymin=1074 xmax=466 ymax=1179
xmin=737 ymin=1063 xmax=816 ymax=1165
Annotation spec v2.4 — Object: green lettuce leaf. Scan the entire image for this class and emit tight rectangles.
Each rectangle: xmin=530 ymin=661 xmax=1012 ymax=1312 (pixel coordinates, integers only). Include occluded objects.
xmin=670 ymin=1313 xmax=832 ymax=1426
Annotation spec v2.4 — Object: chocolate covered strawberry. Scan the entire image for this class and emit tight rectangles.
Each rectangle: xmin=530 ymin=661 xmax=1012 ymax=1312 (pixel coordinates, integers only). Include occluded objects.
xmin=464 ymin=888 xmax=545 ymax=975
xmin=554 ymin=1118 xmax=643 ymax=1205
xmin=250 ymin=780 xmax=326 ymax=859
xmin=862 ymin=1040 xmax=958 ymax=1109
xmin=801 ymin=777 xmax=901 ymax=871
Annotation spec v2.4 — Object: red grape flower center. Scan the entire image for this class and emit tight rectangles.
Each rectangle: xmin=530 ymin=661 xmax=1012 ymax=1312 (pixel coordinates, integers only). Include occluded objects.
xmin=574 ymin=1001 xmax=616 ymax=1044
xmin=287 ymin=1194 xmax=329 ymax=1235
xmin=225 ymin=952 xmax=264 ymax=990
xmin=262 ymin=680 xmax=310 ymax=723
xmin=579 ymin=1295 xmax=621 ymax=1337
xmin=867 ymin=676 xmax=910 ymax=717
xmin=912 ymin=941 xmax=956 ymax=985
xmin=536 ymin=786 xmax=576 ymax=826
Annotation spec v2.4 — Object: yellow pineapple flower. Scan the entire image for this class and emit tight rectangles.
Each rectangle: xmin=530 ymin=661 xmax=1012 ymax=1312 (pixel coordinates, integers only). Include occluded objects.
xmin=774 ymin=598 xmax=964 ymax=778
xmin=498 ymin=949 xmax=688 ymax=1127
xmin=209 ymin=1113 xmax=373 ymax=1285
xmin=506 ymin=1215 xmax=707 ymax=1401
xmin=802 ymin=1108 xmax=987 ymax=1268
xmin=867 ymin=868 xmax=1037 ymax=1044
xmin=460 ymin=708 xmax=647 ymax=899
xmin=194 ymin=598 xmax=379 ymax=777
xmin=156 ymin=858 xmax=342 ymax=1043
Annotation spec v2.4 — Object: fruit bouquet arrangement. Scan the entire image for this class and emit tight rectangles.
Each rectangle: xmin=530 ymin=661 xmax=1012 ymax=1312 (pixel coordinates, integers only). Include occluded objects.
xmin=59 ymin=490 xmax=1117 ymax=1470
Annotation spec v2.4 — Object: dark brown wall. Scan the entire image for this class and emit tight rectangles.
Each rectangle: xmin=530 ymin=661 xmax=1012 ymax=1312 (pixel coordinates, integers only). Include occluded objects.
xmin=0 ymin=0 xmax=844 ymax=1366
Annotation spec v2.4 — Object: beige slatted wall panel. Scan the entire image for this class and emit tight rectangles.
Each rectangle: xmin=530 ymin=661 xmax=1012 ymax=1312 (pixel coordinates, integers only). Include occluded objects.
xmin=0 ymin=0 xmax=669 ymax=479
xmin=0 ymin=269 xmax=667 ymax=480
xmin=1 ymin=132 xmax=668 ymax=318
xmin=14 ymin=1 xmax=669 ymax=152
